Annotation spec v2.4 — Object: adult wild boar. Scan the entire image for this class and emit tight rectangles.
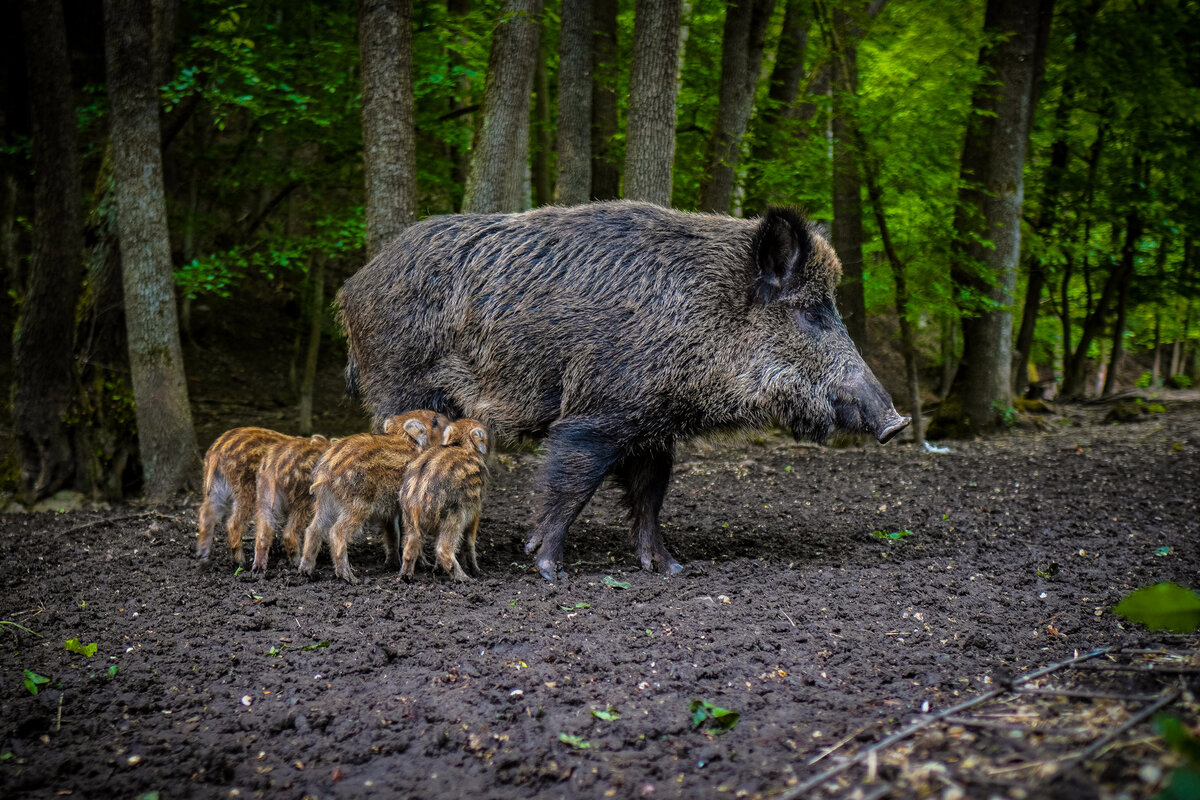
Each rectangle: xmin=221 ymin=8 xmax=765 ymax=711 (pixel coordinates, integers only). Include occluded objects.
xmin=338 ymin=201 xmax=909 ymax=580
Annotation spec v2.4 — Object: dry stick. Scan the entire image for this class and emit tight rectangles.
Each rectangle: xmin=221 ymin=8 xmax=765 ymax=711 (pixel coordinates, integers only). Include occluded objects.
xmin=56 ymin=693 xmax=64 ymax=731
xmin=779 ymin=647 xmax=1113 ymax=800
xmin=808 ymin=723 xmax=871 ymax=766
xmin=62 ymin=511 xmax=171 ymax=536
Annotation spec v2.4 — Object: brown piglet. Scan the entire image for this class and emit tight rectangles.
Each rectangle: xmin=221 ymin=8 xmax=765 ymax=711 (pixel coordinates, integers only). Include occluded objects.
xmin=251 ymin=434 xmax=335 ymax=575
xmin=198 ymin=427 xmax=293 ymax=566
xmin=298 ymin=410 xmax=448 ymax=583
xmin=399 ymin=419 xmax=489 ymax=581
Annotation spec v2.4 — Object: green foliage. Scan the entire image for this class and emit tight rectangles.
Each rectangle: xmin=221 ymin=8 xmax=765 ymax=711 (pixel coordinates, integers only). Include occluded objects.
xmin=558 ymin=733 xmax=592 ymax=749
xmin=22 ymin=669 xmax=50 ymax=695
xmin=601 ymin=575 xmax=630 ymax=590
xmin=1113 ymin=583 xmax=1200 ymax=634
xmin=591 ymin=706 xmax=620 ymax=721
xmin=689 ymin=699 xmax=740 ymax=734
xmin=266 ymin=640 xmax=331 ymax=656
xmin=64 ymin=639 xmax=98 ymax=657
xmin=871 ymin=529 xmax=913 ymax=540
xmin=991 ymin=401 xmax=1019 ymax=430
xmin=1156 ymin=715 xmax=1200 ymax=800
xmin=1036 ymin=562 xmax=1059 ymax=578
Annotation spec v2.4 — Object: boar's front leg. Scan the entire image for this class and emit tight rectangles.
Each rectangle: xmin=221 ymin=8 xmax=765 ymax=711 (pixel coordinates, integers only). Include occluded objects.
xmin=526 ymin=417 xmax=624 ymax=581
xmin=614 ymin=445 xmax=683 ymax=575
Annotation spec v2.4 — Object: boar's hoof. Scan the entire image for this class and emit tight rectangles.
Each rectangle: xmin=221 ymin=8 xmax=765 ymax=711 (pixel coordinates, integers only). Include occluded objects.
xmin=251 ymin=559 xmax=268 ymax=577
xmin=196 ymin=545 xmax=211 ymax=562
xmin=384 ymin=556 xmax=401 ymax=571
xmin=297 ymin=558 xmax=315 ymax=577
xmin=523 ymin=534 xmax=543 ymax=555
xmin=641 ymin=553 xmax=684 ymax=575
xmin=535 ymin=558 xmax=566 ymax=583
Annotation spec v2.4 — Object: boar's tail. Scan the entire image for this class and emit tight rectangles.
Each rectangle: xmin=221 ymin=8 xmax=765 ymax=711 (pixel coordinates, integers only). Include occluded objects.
xmin=344 ymin=353 xmax=361 ymax=402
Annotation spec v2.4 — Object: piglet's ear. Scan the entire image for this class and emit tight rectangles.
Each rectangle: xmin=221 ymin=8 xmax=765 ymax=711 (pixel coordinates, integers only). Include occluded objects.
xmin=441 ymin=424 xmax=455 ymax=446
xmin=470 ymin=426 xmax=488 ymax=455
xmin=750 ymin=208 xmax=812 ymax=304
xmin=403 ymin=418 xmax=429 ymax=448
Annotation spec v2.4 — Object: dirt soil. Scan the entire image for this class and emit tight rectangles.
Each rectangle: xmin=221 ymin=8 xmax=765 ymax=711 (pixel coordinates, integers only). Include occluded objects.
xmin=2 ymin=399 xmax=1199 ymax=800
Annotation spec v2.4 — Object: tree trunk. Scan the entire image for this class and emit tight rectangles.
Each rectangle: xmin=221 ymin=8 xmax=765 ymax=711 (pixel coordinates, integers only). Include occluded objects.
xmin=743 ymin=0 xmax=810 ymax=217
xmin=1102 ymin=250 xmax=1134 ymax=396
xmin=448 ymin=0 xmax=471 ymax=208
xmin=946 ymin=0 xmax=1041 ymax=434
xmin=697 ymin=0 xmax=775 ymax=214
xmin=590 ymin=0 xmax=620 ymax=201
xmin=462 ymin=0 xmax=542 ymax=214
xmin=359 ymin=0 xmax=418 ymax=260
xmin=1 ymin=172 xmax=18 ymax=303
xmin=858 ymin=134 xmax=922 ymax=447
xmin=624 ymin=0 xmax=683 ymax=207
xmin=14 ymin=0 xmax=85 ymax=503
xmin=1170 ymin=238 xmax=1193 ymax=377
xmin=532 ymin=43 xmax=553 ymax=206
xmin=104 ymin=0 xmax=202 ymax=501
xmin=555 ymin=0 xmax=593 ymax=205
xmin=299 ymin=256 xmax=326 ymax=435
xmin=938 ymin=317 xmax=958 ymax=399
xmin=1150 ymin=311 xmax=1161 ymax=387
xmin=829 ymin=5 xmax=866 ymax=348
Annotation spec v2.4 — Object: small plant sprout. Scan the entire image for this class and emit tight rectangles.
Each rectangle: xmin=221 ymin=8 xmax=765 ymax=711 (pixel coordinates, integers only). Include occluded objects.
xmin=591 ymin=706 xmax=620 ymax=721
xmin=1037 ymin=562 xmax=1059 ymax=578
xmin=560 ymin=602 xmax=590 ymax=611
xmin=689 ymin=699 xmax=740 ymax=734
xmin=64 ymin=638 xmax=98 ymax=657
xmin=871 ymin=529 xmax=913 ymax=541
xmin=558 ymin=733 xmax=592 ymax=749
xmin=23 ymin=669 xmax=50 ymax=695
xmin=602 ymin=575 xmax=631 ymax=590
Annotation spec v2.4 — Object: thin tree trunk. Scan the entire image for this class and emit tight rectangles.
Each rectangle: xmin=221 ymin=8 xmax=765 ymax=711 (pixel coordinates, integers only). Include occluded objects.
xmin=462 ymin=0 xmax=543 ymax=214
xmin=858 ymin=132 xmax=922 ymax=446
xmin=743 ymin=0 xmax=810 ymax=217
xmin=1060 ymin=253 xmax=1072 ymax=381
xmin=829 ymin=5 xmax=866 ymax=347
xmin=532 ymin=43 xmax=553 ymax=206
xmin=448 ymin=0 xmax=471 ymax=208
xmin=1169 ymin=237 xmax=1192 ymax=378
xmin=624 ymin=0 xmax=683 ymax=207
xmin=1150 ymin=311 xmax=1161 ymax=386
xmin=359 ymin=0 xmax=418 ymax=260
xmin=1 ymin=173 xmax=18 ymax=302
xmin=697 ymin=0 xmax=775 ymax=213
xmin=946 ymin=0 xmax=1042 ymax=434
xmin=104 ymin=0 xmax=202 ymax=501
xmin=939 ymin=317 xmax=957 ymax=399
xmin=555 ymin=0 xmax=593 ymax=205
xmin=1102 ymin=250 xmax=1134 ymax=396
xmin=14 ymin=0 xmax=85 ymax=503
xmin=590 ymin=0 xmax=620 ymax=201
xmin=299 ymin=256 xmax=326 ymax=435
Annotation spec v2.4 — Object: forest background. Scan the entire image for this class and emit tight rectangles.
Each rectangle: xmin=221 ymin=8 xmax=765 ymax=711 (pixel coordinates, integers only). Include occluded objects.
xmin=1 ymin=0 xmax=1197 ymax=504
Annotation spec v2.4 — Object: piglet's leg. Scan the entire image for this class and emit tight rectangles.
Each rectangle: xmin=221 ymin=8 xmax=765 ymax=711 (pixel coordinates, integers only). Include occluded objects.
xmin=615 ymin=444 xmax=682 ymax=575
xmin=527 ymin=418 xmax=623 ymax=581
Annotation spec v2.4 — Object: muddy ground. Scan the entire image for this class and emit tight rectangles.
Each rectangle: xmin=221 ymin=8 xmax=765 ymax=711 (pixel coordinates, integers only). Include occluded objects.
xmin=1 ymin=399 xmax=1198 ymax=799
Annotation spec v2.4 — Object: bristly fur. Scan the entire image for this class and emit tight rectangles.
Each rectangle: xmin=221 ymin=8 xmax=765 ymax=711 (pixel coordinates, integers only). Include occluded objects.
xmin=335 ymin=200 xmax=900 ymax=579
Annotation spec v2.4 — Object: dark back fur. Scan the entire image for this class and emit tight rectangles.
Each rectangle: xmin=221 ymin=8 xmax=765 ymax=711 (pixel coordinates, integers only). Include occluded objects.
xmin=338 ymin=201 xmax=853 ymax=446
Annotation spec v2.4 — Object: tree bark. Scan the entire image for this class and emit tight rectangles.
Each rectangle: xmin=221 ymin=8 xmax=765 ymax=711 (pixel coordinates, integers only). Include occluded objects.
xmin=555 ymin=0 xmax=593 ymax=205
xmin=624 ymin=0 xmax=683 ymax=207
xmin=946 ymin=0 xmax=1042 ymax=434
xmin=743 ymin=0 xmax=810 ymax=217
xmin=829 ymin=5 xmax=866 ymax=348
xmin=359 ymin=0 xmax=418 ymax=260
xmin=448 ymin=0 xmax=471 ymax=208
xmin=697 ymin=0 xmax=775 ymax=214
xmin=14 ymin=0 xmax=85 ymax=503
xmin=532 ymin=42 xmax=553 ymax=206
xmin=299 ymin=256 xmax=326 ymax=435
xmin=104 ymin=0 xmax=202 ymax=501
xmin=590 ymin=0 xmax=620 ymax=201
xmin=462 ymin=0 xmax=543 ymax=214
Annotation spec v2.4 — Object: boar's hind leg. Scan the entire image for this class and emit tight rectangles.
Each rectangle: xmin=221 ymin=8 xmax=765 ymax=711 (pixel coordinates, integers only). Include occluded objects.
xmin=197 ymin=470 xmax=231 ymax=561
xmin=527 ymin=419 xmax=625 ymax=581
xmin=615 ymin=445 xmax=683 ymax=575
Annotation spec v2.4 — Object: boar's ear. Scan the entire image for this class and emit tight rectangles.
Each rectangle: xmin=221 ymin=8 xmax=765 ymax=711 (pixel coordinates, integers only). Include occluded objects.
xmin=470 ymin=426 xmax=488 ymax=455
xmin=441 ymin=423 xmax=455 ymax=446
xmin=751 ymin=208 xmax=812 ymax=304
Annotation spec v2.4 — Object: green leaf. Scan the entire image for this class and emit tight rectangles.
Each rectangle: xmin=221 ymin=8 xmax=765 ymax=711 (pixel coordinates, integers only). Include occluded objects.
xmin=591 ymin=707 xmax=620 ymax=721
xmin=65 ymin=638 xmax=98 ymax=657
xmin=1157 ymin=715 xmax=1200 ymax=764
xmin=602 ymin=575 xmax=630 ymax=590
xmin=560 ymin=602 xmax=590 ymax=611
xmin=23 ymin=669 xmax=50 ymax=695
xmin=1037 ymin=562 xmax=1059 ymax=578
xmin=1155 ymin=546 xmax=1173 ymax=556
xmin=1114 ymin=583 xmax=1200 ymax=633
xmin=558 ymin=733 xmax=592 ymax=749
xmin=300 ymin=640 xmax=331 ymax=651
xmin=107 ymin=665 xmax=119 ymax=678
xmin=689 ymin=699 xmax=740 ymax=734
xmin=1160 ymin=766 xmax=1200 ymax=800
xmin=871 ymin=529 xmax=913 ymax=540
xmin=233 ymin=566 xmax=244 ymax=577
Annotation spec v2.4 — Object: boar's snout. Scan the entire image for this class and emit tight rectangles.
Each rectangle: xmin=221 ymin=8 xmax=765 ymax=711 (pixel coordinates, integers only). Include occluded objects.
xmin=835 ymin=369 xmax=911 ymax=444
